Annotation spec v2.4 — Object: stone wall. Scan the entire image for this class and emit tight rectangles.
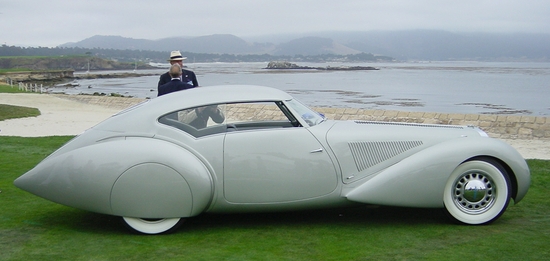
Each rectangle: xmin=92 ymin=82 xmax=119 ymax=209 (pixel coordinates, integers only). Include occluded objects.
xmin=55 ymin=94 xmax=550 ymax=140
xmin=314 ymin=108 xmax=550 ymax=140
xmin=53 ymin=94 xmax=144 ymax=111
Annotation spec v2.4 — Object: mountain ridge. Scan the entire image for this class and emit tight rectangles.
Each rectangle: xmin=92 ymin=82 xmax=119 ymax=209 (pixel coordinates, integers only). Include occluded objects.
xmin=59 ymin=30 xmax=550 ymax=61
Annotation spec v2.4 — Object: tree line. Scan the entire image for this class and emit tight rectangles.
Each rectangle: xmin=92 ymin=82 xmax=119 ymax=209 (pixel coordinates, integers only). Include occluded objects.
xmin=0 ymin=45 xmax=394 ymax=63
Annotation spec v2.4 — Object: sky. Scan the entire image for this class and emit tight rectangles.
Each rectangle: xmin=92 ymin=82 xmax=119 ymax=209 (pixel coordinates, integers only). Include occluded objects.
xmin=1 ymin=0 xmax=549 ymax=47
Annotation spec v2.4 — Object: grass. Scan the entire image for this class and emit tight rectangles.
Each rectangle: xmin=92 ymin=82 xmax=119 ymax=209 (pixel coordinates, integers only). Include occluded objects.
xmin=0 ymin=83 xmax=31 ymax=94
xmin=0 ymin=83 xmax=548 ymax=260
xmin=0 ymin=135 xmax=548 ymax=260
xmin=0 ymin=83 xmax=41 ymax=121
xmin=0 ymin=55 xmax=88 ymax=59
xmin=0 ymin=104 xmax=40 ymax=121
xmin=0 ymin=68 xmax=34 ymax=73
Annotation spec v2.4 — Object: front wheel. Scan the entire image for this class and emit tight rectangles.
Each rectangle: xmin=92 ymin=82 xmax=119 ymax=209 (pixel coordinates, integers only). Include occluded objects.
xmin=443 ymin=158 xmax=511 ymax=225
xmin=122 ymin=217 xmax=184 ymax=234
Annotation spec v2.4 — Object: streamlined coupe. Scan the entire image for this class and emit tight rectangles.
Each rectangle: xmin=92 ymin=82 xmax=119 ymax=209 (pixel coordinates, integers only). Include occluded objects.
xmin=15 ymin=85 xmax=530 ymax=234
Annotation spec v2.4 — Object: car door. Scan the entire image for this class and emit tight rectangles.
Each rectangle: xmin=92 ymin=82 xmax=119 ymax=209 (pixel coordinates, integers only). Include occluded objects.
xmin=222 ymin=102 xmax=338 ymax=204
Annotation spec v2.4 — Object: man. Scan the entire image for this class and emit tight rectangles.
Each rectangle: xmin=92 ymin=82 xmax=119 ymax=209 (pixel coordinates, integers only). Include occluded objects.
xmin=158 ymin=50 xmax=199 ymax=88
xmin=179 ymin=105 xmax=225 ymax=129
xmin=157 ymin=64 xmax=194 ymax=96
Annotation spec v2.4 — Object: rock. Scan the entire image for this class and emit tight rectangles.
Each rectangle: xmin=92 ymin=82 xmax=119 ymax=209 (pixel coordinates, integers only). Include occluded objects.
xmin=265 ymin=61 xmax=378 ymax=71
xmin=266 ymin=61 xmax=305 ymax=69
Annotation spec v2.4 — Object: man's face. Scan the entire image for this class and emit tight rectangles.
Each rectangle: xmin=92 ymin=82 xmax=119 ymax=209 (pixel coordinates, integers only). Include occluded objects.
xmin=170 ymin=60 xmax=184 ymax=66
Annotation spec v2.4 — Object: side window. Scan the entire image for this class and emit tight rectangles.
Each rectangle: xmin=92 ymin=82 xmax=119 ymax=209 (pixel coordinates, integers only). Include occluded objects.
xmin=159 ymin=104 xmax=227 ymax=137
xmin=159 ymin=101 xmax=300 ymax=137
xmin=224 ymin=102 xmax=300 ymax=130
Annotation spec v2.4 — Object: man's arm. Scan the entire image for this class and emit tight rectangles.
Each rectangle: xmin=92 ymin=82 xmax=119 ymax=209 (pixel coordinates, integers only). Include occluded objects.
xmin=158 ymin=72 xmax=170 ymax=88
xmin=208 ymin=106 xmax=225 ymax=123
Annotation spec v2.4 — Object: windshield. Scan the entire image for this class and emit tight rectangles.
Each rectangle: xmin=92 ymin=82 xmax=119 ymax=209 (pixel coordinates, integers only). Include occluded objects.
xmin=285 ymin=99 xmax=326 ymax=126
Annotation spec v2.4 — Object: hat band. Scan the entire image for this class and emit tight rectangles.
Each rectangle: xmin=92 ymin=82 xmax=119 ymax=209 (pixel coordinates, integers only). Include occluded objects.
xmin=170 ymin=55 xmax=183 ymax=59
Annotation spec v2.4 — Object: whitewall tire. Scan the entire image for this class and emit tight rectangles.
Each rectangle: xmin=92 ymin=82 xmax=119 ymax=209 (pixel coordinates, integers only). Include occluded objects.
xmin=443 ymin=158 xmax=511 ymax=225
xmin=122 ymin=217 xmax=184 ymax=234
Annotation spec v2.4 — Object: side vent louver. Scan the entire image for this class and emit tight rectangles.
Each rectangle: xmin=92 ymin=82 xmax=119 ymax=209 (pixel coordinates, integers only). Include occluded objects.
xmin=349 ymin=141 xmax=423 ymax=172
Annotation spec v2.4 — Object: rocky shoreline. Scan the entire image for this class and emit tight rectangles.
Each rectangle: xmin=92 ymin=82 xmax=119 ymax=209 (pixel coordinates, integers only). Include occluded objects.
xmin=265 ymin=61 xmax=378 ymax=71
xmin=2 ymin=61 xmax=380 ymax=84
xmin=73 ymin=72 xmax=158 ymax=80
xmin=1 ymin=70 xmax=157 ymax=86
xmin=1 ymin=70 xmax=75 ymax=83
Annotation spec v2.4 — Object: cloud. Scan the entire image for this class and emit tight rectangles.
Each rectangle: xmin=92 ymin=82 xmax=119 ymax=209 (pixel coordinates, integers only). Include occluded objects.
xmin=1 ymin=0 xmax=549 ymax=47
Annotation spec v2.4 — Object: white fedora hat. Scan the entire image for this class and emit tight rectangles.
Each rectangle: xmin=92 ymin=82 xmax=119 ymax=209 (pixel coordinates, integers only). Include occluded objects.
xmin=167 ymin=50 xmax=187 ymax=61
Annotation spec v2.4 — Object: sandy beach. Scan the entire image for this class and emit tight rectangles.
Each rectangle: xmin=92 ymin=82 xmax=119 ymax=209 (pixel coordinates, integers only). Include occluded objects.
xmin=1 ymin=93 xmax=548 ymax=160
xmin=0 ymin=93 xmax=120 ymax=137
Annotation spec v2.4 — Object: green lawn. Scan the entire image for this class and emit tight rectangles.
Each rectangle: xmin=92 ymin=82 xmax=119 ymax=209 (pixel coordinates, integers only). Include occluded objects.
xmin=0 ymin=136 xmax=548 ymax=260
xmin=0 ymin=84 xmax=41 ymax=121
xmin=0 ymin=83 xmax=30 ymax=94
xmin=0 ymin=104 xmax=40 ymax=121
xmin=0 ymin=68 xmax=33 ymax=73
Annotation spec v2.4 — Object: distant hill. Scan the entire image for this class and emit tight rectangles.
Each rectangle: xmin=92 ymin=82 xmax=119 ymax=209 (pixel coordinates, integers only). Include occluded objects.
xmin=61 ymin=35 xmax=151 ymax=51
xmin=61 ymin=34 xmax=265 ymax=55
xmin=60 ymin=34 xmax=365 ymax=56
xmin=272 ymin=37 xmax=360 ymax=56
xmin=59 ymin=30 xmax=550 ymax=61
xmin=324 ymin=30 xmax=550 ymax=61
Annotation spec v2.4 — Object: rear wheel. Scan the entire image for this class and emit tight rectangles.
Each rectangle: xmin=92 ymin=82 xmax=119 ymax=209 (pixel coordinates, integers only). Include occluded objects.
xmin=122 ymin=217 xmax=184 ymax=234
xmin=443 ymin=158 xmax=511 ymax=225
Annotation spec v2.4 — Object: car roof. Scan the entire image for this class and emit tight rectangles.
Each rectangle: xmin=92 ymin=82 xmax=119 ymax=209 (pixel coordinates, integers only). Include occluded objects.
xmin=148 ymin=85 xmax=293 ymax=111
xmin=96 ymin=85 xmax=295 ymax=133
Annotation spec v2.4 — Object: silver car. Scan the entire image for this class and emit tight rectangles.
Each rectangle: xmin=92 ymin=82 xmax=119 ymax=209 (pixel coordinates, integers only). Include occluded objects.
xmin=15 ymin=85 xmax=530 ymax=234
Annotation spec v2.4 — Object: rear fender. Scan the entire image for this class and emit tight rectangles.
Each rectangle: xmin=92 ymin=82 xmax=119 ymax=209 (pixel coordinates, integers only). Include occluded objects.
xmin=14 ymin=137 xmax=213 ymax=218
xmin=109 ymin=138 xmax=213 ymax=218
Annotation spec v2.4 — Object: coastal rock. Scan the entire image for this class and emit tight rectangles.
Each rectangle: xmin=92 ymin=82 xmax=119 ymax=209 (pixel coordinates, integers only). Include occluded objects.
xmin=265 ymin=61 xmax=378 ymax=71
xmin=266 ymin=61 xmax=305 ymax=69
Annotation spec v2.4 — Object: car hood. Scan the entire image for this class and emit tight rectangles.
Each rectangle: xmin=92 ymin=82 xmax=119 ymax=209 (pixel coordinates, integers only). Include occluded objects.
xmin=324 ymin=120 xmax=488 ymax=183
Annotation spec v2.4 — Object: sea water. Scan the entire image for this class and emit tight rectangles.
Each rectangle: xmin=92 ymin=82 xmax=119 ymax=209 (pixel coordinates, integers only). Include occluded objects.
xmin=56 ymin=61 xmax=550 ymax=116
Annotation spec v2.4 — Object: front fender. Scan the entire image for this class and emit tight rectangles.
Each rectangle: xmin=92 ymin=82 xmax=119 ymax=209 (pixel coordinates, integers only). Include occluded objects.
xmin=345 ymin=137 xmax=529 ymax=207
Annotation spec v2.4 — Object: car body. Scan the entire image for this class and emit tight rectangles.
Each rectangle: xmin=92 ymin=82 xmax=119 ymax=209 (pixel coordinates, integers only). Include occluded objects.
xmin=15 ymin=85 xmax=530 ymax=234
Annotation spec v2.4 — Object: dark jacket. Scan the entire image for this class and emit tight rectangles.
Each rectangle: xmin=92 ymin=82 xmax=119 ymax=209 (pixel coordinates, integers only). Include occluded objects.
xmin=183 ymin=106 xmax=225 ymax=129
xmin=157 ymin=79 xmax=194 ymax=97
xmin=158 ymin=69 xmax=199 ymax=88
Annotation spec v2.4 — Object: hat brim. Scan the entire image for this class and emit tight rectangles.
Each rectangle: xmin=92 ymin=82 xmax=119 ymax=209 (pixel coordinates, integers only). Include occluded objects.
xmin=167 ymin=57 xmax=187 ymax=61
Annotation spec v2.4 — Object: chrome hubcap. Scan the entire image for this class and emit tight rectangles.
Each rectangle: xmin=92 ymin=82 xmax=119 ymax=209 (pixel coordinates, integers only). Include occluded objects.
xmin=452 ymin=172 xmax=495 ymax=214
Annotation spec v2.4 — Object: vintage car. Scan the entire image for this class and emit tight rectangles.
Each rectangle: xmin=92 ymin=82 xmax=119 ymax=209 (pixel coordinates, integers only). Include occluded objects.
xmin=15 ymin=85 xmax=530 ymax=234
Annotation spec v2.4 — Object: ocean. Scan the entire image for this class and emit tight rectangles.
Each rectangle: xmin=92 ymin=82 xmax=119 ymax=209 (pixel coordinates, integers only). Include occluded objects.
xmin=55 ymin=61 xmax=550 ymax=116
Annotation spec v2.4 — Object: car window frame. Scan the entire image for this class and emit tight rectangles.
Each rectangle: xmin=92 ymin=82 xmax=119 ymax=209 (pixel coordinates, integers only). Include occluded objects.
xmin=158 ymin=100 xmax=303 ymax=138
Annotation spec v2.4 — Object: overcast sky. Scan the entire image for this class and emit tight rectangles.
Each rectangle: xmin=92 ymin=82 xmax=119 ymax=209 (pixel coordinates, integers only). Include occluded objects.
xmin=2 ymin=0 xmax=549 ymax=47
